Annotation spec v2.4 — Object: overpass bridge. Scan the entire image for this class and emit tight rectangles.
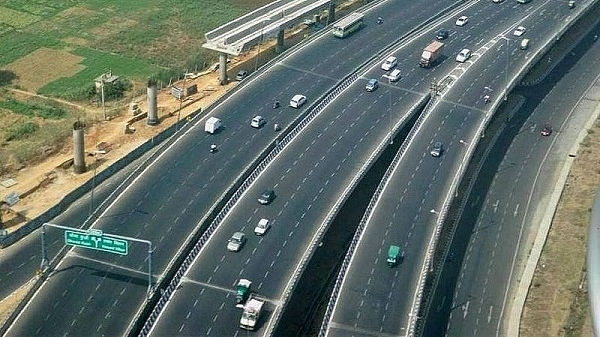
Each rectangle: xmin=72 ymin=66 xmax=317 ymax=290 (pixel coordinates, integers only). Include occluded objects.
xmin=202 ymin=0 xmax=339 ymax=84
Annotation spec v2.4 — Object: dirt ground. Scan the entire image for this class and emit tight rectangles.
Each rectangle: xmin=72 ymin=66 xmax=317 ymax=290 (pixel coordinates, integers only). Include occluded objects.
xmin=519 ymin=121 xmax=600 ymax=337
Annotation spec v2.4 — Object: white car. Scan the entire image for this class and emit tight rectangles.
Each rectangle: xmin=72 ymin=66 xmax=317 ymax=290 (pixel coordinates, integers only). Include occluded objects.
xmin=513 ymin=26 xmax=526 ymax=36
xmin=387 ymin=69 xmax=402 ymax=82
xmin=254 ymin=218 xmax=270 ymax=235
xmin=289 ymin=94 xmax=307 ymax=108
xmin=381 ymin=56 xmax=398 ymax=71
xmin=456 ymin=16 xmax=468 ymax=26
xmin=250 ymin=116 xmax=266 ymax=128
xmin=227 ymin=232 xmax=246 ymax=252
xmin=456 ymin=48 xmax=472 ymax=62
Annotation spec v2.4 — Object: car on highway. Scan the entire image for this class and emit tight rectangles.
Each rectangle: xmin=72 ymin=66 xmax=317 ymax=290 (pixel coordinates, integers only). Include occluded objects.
xmin=235 ymin=70 xmax=248 ymax=81
xmin=513 ymin=26 xmax=526 ymax=36
xmin=540 ymin=123 xmax=553 ymax=136
xmin=492 ymin=0 xmax=505 ymax=3
xmin=381 ymin=56 xmax=398 ymax=71
xmin=289 ymin=94 xmax=307 ymax=108
xmin=251 ymin=115 xmax=266 ymax=128
xmin=254 ymin=218 xmax=270 ymax=235
xmin=430 ymin=141 xmax=444 ymax=157
xmin=456 ymin=16 xmax=468 ymax=26
xmin=456 ymin=48 xmax=472 ymax=62
xmin=227 ymin=232 xmax=247 ymax=252
xmin=436 ymin=29 xmax=449 ymax=40
xmin=365 ymin=78 xmax=379 ymax=92
xmin=258 ymin=189 xmax=275 ymax=204
xmin=387 ymin=69 xmax=402 ymax=82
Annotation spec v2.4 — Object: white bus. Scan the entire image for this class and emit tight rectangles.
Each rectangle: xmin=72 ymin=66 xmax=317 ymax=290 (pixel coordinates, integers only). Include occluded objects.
xmin=332 ymin=12 xmax=364 ymax=38
xmin=517 ymin=0 xmax=531 ymax=3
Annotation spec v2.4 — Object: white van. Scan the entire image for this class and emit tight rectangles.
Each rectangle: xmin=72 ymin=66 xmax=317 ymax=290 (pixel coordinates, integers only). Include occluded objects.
xmin=205 ymin=117 xmax=222 ymax=134
xmin=520 ymin=38 xmax=530 ymax=50
xmin=289 ymin=94 xmax=307 ymax=108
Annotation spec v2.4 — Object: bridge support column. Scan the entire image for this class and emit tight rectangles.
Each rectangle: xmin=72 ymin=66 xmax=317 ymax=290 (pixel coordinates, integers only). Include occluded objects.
xmin=219 ymin=52 xmax=228 ymax=85
xmin=328 ymin=2 xmax=335 ymax=23
xmin=276 ymin=27 xmax=285 ymax=53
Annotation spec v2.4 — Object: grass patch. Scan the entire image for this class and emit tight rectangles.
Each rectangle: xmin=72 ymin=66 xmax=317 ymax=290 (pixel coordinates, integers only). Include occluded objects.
xmin=5 ymin=120 xmax=39 ymax=141
xmin=37 ymin=47 xmax=160 ymax=98
xmin=0 ymin=97 xmax=67 ymax=119
xmin=0 ymin=6 xmax=40 ymax=28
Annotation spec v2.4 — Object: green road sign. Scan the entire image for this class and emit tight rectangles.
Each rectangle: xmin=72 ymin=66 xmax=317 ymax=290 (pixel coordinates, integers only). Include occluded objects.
xmin=65 ymin=230 xmax=128 ymax=255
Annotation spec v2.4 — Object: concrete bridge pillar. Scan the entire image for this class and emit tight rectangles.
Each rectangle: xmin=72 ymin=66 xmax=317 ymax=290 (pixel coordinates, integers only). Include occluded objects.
xmin=328 ymin=2 xmax=336 ymax=23
xmin=276 ymin=27 xmax=285 ymax=53
xmin=219 ymin=52 xmax=228 ymax=85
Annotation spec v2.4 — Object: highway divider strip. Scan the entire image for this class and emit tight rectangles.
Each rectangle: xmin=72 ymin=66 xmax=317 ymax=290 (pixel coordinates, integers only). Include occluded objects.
xmin=408 ymin=1 xmax=600 ymax=336
xmin=137 ymin=0 xmax=476 ymax=335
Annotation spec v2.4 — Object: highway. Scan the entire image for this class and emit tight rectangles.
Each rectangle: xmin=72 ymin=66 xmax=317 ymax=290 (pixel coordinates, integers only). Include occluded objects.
xmin=321 ymin=0 xmax=589 ymax=335
xmin=3 ymin=0 xmax=459 ymax=335
xmin=424 ymin=4 xmax=600 ymax=335
xmin=143 ymin=1 xmax=500 ymax=336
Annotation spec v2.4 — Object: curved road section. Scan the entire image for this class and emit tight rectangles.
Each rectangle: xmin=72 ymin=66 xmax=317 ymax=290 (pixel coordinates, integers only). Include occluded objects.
xmin=3 ymin=0 xmax=458 ymax=336
xmin=321 ymin=0 xmax=589 ymax=336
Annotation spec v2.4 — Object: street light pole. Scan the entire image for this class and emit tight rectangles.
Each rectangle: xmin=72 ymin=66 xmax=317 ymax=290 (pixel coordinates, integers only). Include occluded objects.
xmin=254 ymin=19 xmax=271 ymax=72
xmin=500 ymin=36 xmax=510 ymax=101
xmin=382 ymin=75 xmax=394 ymax=144
xmin=388 ymin=76 xmax=393 ymax=144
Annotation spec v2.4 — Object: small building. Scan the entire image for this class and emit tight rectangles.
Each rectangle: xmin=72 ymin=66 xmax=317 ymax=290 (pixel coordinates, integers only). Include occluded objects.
xmin=94 ymin=71 xmax=119 ymax=90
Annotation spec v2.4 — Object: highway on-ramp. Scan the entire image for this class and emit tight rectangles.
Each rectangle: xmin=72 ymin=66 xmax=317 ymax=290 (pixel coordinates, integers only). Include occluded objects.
xmin=425 ymin=4 xmax=600 ymax=335
xmin=320 ymin=0 xmax=585 ymax=335
xmin=3 ymin=0 xmax=458 ymax=335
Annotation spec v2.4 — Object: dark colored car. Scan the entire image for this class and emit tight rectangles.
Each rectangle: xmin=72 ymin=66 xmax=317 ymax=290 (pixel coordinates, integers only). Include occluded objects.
xmin=258 ymin=189 xmax=275 ymax=205
xmin=235 ymin=70 xmax=248 ymax=81
xmin=541 ymin=123 xmax=553 ymax=136
xmin=436 ymin=29 xmax=449 ymax=40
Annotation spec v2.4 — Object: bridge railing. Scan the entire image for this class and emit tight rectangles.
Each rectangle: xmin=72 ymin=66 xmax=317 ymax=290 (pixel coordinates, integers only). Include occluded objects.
xmin=407 ymin=1 xmax=600 ymax=335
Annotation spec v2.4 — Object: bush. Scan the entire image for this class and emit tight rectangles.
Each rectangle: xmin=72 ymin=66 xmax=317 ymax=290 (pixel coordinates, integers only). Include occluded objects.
xmin=102 ymin=78 xmax=133 ymax=100
xmin=6 ymin=121 xmax=39 ymax=141
xmin=0 ymin=70 xmax=17 ymax=86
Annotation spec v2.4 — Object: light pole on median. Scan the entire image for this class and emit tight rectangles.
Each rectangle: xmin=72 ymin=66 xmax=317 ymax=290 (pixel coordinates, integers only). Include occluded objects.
xmin=254 ymin=18 xmax=272 ymax=73
xmin=382 ymin=75 xmax=394 ymax=144
xmin=499 ymin=36 xmax=510 ymax=101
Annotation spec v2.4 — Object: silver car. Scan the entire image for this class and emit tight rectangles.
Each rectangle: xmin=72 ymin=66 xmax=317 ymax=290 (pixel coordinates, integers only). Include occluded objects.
xmin=430 ymin=142 xmax=444 ymax=157
xmin=227 ymin=232 xmax=246 ymax=252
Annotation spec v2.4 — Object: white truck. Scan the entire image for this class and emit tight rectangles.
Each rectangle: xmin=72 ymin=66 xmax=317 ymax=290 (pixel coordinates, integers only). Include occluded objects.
xmin=204 ymin=116 xmax=222 ymax=134
xmin=239 ymin=295 xmax=264 ymax=330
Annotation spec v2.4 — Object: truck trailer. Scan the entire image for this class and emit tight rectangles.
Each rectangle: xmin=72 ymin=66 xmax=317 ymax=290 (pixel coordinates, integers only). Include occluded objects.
xmin=419 ymin=41 xmax=444 ymax=68
xmin=240 ymin=295 xmax=264 ymax=330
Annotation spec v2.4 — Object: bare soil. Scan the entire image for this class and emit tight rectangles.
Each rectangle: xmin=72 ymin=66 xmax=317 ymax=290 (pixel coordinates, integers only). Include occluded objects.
xmin=520 ymin=122 xmax=599 ymax=337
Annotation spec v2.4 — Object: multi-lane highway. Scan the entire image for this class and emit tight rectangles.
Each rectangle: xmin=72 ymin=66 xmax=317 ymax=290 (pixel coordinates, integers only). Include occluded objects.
xmin=321 ymin=0 xmax=591 ymax=336
xmin=3 ymin=0 xmax=462 ymax=335
xmin=424 ymin=5 xmax=600 ymax=335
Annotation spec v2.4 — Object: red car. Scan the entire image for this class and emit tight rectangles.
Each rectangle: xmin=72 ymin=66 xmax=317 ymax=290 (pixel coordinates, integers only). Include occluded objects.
xmin=540 ymin=123 xmax=552 ymax=136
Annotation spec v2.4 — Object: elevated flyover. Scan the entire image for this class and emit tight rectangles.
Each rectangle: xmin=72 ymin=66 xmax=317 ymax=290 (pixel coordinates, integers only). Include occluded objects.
xmin=202 ymin=0 xmax=337 ymax=83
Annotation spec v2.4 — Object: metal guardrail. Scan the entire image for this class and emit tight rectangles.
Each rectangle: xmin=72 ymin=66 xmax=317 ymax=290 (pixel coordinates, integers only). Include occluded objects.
xmin=316 ymin=93 xmax=432 ymax=337
xmin=138 ymin=71 xmax=360 ymax=336
xmin=407 ymin=1 xmax=600 ymax=336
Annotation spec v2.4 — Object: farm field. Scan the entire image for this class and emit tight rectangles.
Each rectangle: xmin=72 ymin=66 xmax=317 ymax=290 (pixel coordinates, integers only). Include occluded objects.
xmin=0 ymin=0 xmax=271 ymax=170
xmin=0 ymin=0 xmax=271 ymax=97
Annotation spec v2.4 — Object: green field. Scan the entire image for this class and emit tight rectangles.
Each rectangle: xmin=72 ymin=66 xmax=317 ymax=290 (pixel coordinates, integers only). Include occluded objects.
xmin=0 ymin=0 xmax=271 ymax=171
xmin=0 ymin=0 xmax=271 ymax=97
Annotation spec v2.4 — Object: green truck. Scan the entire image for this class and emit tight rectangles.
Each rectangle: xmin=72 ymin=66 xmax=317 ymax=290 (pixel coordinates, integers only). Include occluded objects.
xmin=387 ymin=245 xmax=402 ymax=267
